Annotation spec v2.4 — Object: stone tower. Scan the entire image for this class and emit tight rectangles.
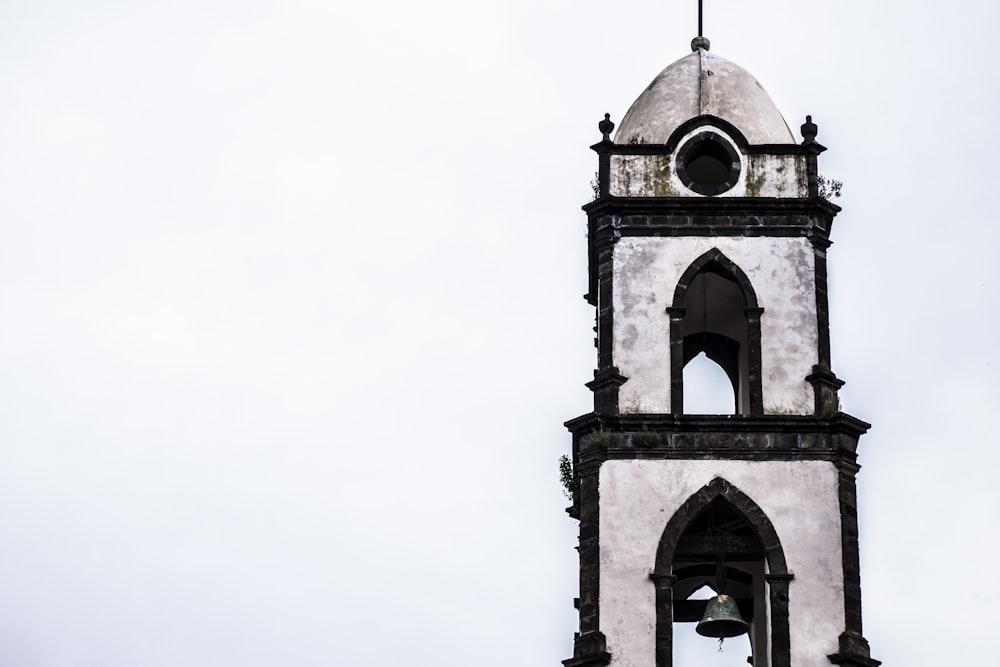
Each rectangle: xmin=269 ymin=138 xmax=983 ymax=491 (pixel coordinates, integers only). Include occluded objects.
xmin=563 ymin=38 xmax=879 ymax=667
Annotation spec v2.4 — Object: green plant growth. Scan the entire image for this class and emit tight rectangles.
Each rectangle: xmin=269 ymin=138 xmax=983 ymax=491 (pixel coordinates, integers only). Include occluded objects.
xmin=820 ymin=395 xmax=840 ymax=417
xmin=744 ymin=164 xmax=764 ymax=197
xmin=590 ymin=427 xmax=612 ymax=447
xmin=558 ymin=454 xmax=577 ymax=503
xmin=818 ymin=175 xmax=843 ymax=199
xmin=633 ymin=426 xmax=660 ymax=448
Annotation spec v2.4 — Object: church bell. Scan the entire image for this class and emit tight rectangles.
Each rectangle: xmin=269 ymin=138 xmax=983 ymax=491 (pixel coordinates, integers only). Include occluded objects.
xmin=695 ymin=594 xmax=749 ymax=639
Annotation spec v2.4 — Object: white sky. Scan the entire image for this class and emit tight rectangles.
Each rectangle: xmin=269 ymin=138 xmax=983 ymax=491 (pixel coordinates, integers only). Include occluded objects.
xmin=0 ymin=1 xmax=997 ymax=665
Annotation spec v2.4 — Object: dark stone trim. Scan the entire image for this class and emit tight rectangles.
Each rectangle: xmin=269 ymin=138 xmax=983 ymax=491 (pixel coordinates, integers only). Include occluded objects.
xmin=672 ymin=248 xmax=760 ymax=308
xmin=806 ymin=365 xmax=846 ymax=417
xmin=765 ymin=574 xmax=793 ymax=667
xmin=675 ymin=131 xmax=742 ymax=196
xmin=837 ymin=471 xmax=865 ymax=637
xmin=603 ymin=448 xmax=855 ymax=464
xmin=564 ymin=411 xmax=871 ymax=437
xmin=650 ymin=574 xmax=676 ymax=667
xmin=808 ymin=230 xmax=834 ymax=251
xmin=613 ymin=225 xmax=825 ymax=240
xmin=592 ymin=242 xmax=615 ymax=371
xmin=588 ymin=215 xmax=622 ymax=250
xmin=582 ymin=195 xmax=841 ymax=217
xmin=563 ymin=414 xmax=871 ymax=488
xmin=666 ymin=307 xmax=686 ymax=415
xmin=813 ymin=246 xmax=832 ymax=367
xmin=828 ymin=631 xmax=880 ymax=667
xmin=564 ymin=631 xmax=611 ymax=667
xmin=563 ymin=412 xmax=870 ymax=472
xmin=745 ymin=307 xmax=764 ymax=416
xmin=591 ymin=138 xmax=613 ymax=201
xmin=804 ymin=141 xmax=825 ymax=198
xmin=583 ymin=204 xmax=840 ymax=251
xmin=664 ymin=115 xmax=752 ymax=153
xmin=671 ymin=249 xmax=763 ymax=416
xmin=609 ymin=213 xmax=832 ymax=240
xmin=652 ymin=478 xmax=791 ymax=667
xmin=654 ymin=478 xmax=788 ymax=573
xmin=572 ymin=445 xmax=606 ymax=638
xmin=605 ymin=142 xmax=811 ymax=157
xmin=585 ymin=367 xmax=628 ymax=415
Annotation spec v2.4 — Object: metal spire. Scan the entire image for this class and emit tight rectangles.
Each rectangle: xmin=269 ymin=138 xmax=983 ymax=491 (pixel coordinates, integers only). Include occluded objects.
xmin=692 ymin=0 xmax=710 ymax=51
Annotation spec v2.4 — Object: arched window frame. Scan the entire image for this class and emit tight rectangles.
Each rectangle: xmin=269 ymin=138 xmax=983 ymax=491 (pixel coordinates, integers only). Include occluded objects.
xmin=651 ymin=478 xmax=792 ymax=667
xmin=667 ymin=249 xmax=764 ymax=416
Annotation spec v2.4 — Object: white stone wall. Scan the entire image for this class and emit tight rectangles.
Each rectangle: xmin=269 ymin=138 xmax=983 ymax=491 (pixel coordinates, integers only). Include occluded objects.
xmin=608 ymin=127 xmax=808 ymax=198
xmin=599 ymin=460 xmax=845 ymax=667
xmin=612 ymin=236 xmax=818 ymax=415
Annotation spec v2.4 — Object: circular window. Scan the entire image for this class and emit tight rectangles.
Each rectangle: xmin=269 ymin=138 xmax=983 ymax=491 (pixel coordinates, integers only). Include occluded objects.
xmin=676 ymin=133 xmax=741 ymax=196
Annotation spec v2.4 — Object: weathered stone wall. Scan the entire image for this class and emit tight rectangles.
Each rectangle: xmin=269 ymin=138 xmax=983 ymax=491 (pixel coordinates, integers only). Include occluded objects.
xmin=599 ymin=459 xmax=844 ymax=667
xmin=608 ymin=127 xmax=807 ymax=198
xmin=612 ymin=236 xmax=818 ymax=415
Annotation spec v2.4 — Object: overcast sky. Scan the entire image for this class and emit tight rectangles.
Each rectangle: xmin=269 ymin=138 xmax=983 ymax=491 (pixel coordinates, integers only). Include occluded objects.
xmin=0 ymin=1 xmax=997 ymax=665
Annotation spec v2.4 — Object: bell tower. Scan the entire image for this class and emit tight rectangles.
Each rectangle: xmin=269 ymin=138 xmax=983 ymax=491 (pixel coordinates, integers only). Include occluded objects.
xmin=563 ymin=36 xmax=879 ymax=667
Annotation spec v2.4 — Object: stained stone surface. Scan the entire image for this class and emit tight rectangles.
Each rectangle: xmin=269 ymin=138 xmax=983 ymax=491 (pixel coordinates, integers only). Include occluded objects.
xmin=614 ymin=50 xmax=795 ymax=146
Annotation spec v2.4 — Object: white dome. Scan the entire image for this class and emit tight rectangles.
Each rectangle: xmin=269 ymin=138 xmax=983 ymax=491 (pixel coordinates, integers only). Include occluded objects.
xmin=614 ymin=47 xmax=795 ymax=145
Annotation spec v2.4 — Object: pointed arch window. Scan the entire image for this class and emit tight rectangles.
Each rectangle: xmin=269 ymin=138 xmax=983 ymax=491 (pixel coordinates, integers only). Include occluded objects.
xmin=651 ymin=478 xmax=792 ymax=667
xmin=668 ymin=249 xmax=763 ymax=415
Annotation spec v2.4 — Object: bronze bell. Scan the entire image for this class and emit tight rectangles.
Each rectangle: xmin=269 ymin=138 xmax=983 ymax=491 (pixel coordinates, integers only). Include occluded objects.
xmin=695 ymin=594 xmax=749 ymax=638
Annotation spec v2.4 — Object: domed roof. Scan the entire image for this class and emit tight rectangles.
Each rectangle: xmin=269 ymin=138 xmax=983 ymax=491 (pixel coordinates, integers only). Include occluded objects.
xmin=614 ymin=45 xmax=795 ymax=145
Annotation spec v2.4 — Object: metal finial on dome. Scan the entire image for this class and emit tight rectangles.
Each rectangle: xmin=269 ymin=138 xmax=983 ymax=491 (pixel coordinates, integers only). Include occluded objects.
xmin=691 ymin=0 xmax=710 ymax=50
xmin=800 ymin=114 xmax=818 ymax=144
xmin=599 ymin=113 xmax=615 ymax=141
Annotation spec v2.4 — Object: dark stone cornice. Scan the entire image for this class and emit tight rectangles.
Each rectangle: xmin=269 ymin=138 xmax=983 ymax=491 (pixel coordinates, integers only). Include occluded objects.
xmin=584 ymin=367 xmax=628 ymax=391
xmin=584 ymin=200 xmax=839 ymax=246
xmin=565 ymin=411 xmax=870 ymax=436
xmin=583 ymin=195 xmax=841 ymax=217
xmin=565 ymin=412 xmax=871 ymax=469
xmin=598 ymin=142 xmax=812 ymax=157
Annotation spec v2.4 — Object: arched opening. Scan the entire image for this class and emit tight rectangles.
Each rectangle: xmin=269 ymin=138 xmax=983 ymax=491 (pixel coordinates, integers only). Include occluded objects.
xmin=683 ymin=267 xmax=747 ymax=413
xmin=670 ymin=250 xmax=763 ymax=416
xmin=676 ymin=132 xmax=741 ymax=196
xmin=683 ymin=351 xmax=736 ymax=414
xmin=670 ymin=499 xmax=767 ymax=666
xmin=653 ymin=478 xmax=791 ymax=667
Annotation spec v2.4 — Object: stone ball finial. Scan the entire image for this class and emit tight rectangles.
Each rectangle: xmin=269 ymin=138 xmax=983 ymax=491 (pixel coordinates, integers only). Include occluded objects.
xmin=801 ymin=114 xmax=818 ymax=144
xmin=599 ymin=113 xmax=615 ymax=141
xmin=691 ymin=36 xmax=710 ymax=52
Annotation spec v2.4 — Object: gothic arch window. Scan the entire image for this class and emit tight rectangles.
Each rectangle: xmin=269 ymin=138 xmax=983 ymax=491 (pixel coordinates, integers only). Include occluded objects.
xmin=668 ymin=249 xmax=763 ymax=415
xmin=683 ymin=349 xmax=737 ymax=414
xmin=651 ymin=478 xmax=792 ymax=667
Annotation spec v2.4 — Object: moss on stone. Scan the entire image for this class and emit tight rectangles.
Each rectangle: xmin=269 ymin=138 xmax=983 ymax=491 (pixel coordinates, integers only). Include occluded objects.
xmin=649 ymin=155 xmax=678 ymax=196
xmin=744 ymin=158 xmax=764 ymax=197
